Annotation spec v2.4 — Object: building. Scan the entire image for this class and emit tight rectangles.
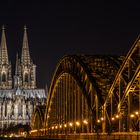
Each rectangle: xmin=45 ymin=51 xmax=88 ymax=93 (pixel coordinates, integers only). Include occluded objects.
xmin=0 ymin=26 xmax=46 ymax=130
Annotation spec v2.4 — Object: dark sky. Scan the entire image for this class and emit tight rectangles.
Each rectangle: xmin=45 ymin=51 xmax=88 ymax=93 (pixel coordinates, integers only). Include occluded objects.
xmin=0 ymin=0 xmax=139 ymax=88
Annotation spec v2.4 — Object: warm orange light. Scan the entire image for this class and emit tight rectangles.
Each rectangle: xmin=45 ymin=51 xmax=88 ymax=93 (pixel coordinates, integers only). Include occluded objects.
xmin=130 ymin=114 xmax=134 ymax=118
xmin=97 ymin=119 xmax=100 ymax=123
xmin=83 ymin=120 xmax=88 ymax=124
xmin=76 ymin=121 xmax=80 ymax=126
xmin=116 ymin=115 xmax=119 ymax=118
xmin=52 ymin=126 xmax=54 ymax=129
xmin=60 ymin=125 xmax=62 ymax=128
xmin=135 ymin=111 xmax=139 ymax=115
xmin=101 ymin=117 xmax=104 ymax=121
xmin=55 ymin=126 xmax=58 ymax=129
xmin=111 ymin=117 xmax=115 ymax=121
xmin=69 ymin=122 xmax=73 ymax=127
xmin=64 ymin=124 xmax=67 ymax=128
xmin=30 ymin=129 xmax=37 ymax=133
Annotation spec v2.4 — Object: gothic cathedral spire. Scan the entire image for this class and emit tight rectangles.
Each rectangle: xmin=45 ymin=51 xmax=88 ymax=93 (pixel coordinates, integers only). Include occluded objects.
xmin=21 ymin=25 xmax=30 ymax=64
xmin=20 ymin=26 xmax=36 ymax=89
xmin=0 ymin=25 xmax=9 ymax=64
xmin=15 ymin=53 xmax=19 ymax=76
xmin=0 ymin=25 xmax=12 ymax=89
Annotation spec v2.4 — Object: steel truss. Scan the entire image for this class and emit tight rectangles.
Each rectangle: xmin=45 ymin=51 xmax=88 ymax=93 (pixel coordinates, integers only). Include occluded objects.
xmin=31 ymin=36 xmax=140 ymax=135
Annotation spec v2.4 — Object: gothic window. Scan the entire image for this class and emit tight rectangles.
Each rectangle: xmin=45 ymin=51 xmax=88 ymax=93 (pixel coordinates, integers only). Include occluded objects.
xmin=5 ymin=103 xmax=7 ymax=117
xmin=24 ymin=73 xmax=28 ymax=83
xmin=18 ymin=104 xmax=22 ymax=116
xmin=2 ymin=72 xmax=6 ymax=82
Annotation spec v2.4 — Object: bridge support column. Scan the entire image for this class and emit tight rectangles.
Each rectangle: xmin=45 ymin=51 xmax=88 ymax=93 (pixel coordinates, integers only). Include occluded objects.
xmin=138 ymin=90 xmax=140 ymax=131
xmin=128 ymin=93 xmax=132 ymax=132
xmin=102 ymin=105 xmax=106 ymax=133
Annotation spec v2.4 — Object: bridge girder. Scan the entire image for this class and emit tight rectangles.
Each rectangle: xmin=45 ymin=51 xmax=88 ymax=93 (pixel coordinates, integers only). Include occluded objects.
xmin=31 ymin=36 xmax=140 ymax=135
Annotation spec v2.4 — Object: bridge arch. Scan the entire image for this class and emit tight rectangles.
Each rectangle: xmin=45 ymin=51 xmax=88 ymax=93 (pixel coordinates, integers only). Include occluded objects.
xmin=100 ymin=36 xmax=140 ymax=133
xmin=31 ymin=105 xmax=46 ymax=130
xmin=45 ymin=55 xmax=121 ymax=133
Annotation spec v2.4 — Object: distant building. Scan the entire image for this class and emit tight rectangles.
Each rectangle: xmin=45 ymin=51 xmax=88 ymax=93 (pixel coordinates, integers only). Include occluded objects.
xmin=0 ymin=26 xmax=46 ymax=129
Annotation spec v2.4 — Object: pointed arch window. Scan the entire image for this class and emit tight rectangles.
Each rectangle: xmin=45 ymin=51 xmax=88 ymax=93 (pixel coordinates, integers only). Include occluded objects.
xmin=2 ymin=72 xmax=6 ymax=82
xmin=24 ymin=73 xmax=29 ymax=83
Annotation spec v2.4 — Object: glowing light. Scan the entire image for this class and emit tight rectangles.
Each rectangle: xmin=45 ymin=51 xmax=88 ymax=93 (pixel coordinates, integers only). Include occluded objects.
xmin=116 ymin=115 xmax=119 ymax=118
xmin=83 ymin=120 xmax=88 ymax=124
xmin=130 ymin=114 xmax=134 ymax=118
xmin=135 ymin=111 xmax=139 ymax=115
xmin=64 ymin=124 xmax=67 ymax=127
xmin=101 ymin=117 xmax=104 ymax=121
xmin=52 ymin=126 xmax=54 ymax=129
xmin=97 ymin=119 xmax=100 ymax=123
xmin=30 ymin=129 xmax=37 ymax=133
xmin=76 ymin=121 xmax=80 ymax=126
xmin=111 ymin=117 xmax=115 ymax=121
xmin=60 ymin=125 xmax=62 ymax=128
xmin=55 ymin=126 xmax=58 ymax=129
xmin=69 ymin=122 xmax=73 ymax=127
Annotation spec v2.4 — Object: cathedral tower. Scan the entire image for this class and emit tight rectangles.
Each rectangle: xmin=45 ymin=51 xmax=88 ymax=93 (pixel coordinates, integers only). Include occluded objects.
xmin=14 ymin=26 xmax=36 ymax=89
xmin=0 ymin=26 xmax=12 ymax=89
xmin=0 ymin=26 xmax=46 ymax=130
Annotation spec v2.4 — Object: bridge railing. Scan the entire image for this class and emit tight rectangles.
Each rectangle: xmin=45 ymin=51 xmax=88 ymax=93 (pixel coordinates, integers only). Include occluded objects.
xmin=30 ymin=130 xmax=140 ymax=140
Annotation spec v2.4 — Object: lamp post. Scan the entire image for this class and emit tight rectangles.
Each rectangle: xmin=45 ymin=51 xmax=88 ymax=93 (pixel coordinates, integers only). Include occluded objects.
xmin=76 ymin=121 xmax=80 ymax=134
xmin=83 ymin=120 xmax=88 ymax=133
xmin=69 ymin=122 xmax=73 ymax=133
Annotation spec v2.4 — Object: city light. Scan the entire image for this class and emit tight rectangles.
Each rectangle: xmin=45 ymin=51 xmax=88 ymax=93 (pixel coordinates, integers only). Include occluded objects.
xmin=116 ymin=115 xmax=119 ymax=118
xmin=52 ymin=126 xmax=54 ymax=130
xmin=59 ymin=125 xmax=62 ymax=128
xmin=83 ymin=120 xmax=88 ymax=124
xmin=101 ymin=117 xmax=104 ymax=121
xmin=111 ymin=117 xmax=115 ymax=121
xmin=76 ymin=121 xmax=80 ymax=126
xmin=130 ymin=114 xmax=134 ymax=118
xmin=69 ymin=122 xmax=73 ymax=127
xmin=97 ymin=119 xmax=100 ymax=123
xmin=64 ymin=124 xmax=67 ymax=128
xmin=135 ymin=111 xmax=139 ymax=115
xmin=30 ymin=129 xmax=37 ymax=133
xmin=55 ymin=126 xmax=58 ymax=129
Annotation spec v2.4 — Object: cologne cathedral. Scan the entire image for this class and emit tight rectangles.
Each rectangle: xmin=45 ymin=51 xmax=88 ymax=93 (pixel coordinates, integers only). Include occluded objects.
xmin=0 ymin=26 xmax=46 ymax=130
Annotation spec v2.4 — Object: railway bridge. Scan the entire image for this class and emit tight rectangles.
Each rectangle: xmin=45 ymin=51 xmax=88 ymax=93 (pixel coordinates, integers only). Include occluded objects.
xmin=30 ymin=36 xmax=140 ymax=138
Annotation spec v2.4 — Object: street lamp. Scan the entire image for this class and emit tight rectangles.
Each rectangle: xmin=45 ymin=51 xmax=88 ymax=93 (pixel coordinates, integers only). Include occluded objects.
xmin=59 ymin=125 xmax=62 ymax=128
xmin=83 ymin=120 xmax=88 ymax=124
xmin=97 ymin=119 xmax=100 ymax=123
xmin=69 ymin=122 xmax=73 ymax=127
xmin=111 ymin=117 xmax=115 ymax=121
xmin=101 ymin=117 xmax=104 ymax=121
xmin=135 ymin=111 xmax=139 ymax=115
xmin=116 ymin=115 xmax=119 ymax=119
xmin=76 ymin=121 xmax=80 ymax=126
xmin=130 ymin=114 xmax=134 ymax=118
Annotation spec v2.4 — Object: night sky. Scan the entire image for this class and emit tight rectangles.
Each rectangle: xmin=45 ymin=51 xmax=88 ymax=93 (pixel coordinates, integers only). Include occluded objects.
xmin=0 ymin=0 xmax=139 ymax=88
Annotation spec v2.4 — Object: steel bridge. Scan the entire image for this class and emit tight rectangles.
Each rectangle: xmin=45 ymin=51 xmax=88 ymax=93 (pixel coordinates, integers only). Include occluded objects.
xmin=30 ymin=36 xmax=140 ymax=137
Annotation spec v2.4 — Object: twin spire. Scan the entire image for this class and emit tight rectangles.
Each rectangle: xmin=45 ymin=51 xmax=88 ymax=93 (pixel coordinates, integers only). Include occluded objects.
xmin=21 ymin=25 xmax=31 ymax=64
xmin=0 ymin=25 xmax=8 ymax=64
xmin=0 ymin=25 xmax=31 ymax=65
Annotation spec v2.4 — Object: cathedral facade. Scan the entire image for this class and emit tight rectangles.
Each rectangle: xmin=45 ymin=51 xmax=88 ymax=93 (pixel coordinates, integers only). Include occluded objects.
xmin=0 ymin=26 xmax=46 ymax=129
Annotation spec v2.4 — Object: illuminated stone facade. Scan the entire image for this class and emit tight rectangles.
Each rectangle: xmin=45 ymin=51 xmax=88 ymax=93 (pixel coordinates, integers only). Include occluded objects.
xmin=0 ymin=26 xmax=46 ymax=129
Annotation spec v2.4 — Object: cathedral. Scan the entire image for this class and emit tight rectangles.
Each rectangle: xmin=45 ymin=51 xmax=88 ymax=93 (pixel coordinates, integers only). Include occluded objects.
xmin=0 ymin=26 xmax=46 ymax=130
